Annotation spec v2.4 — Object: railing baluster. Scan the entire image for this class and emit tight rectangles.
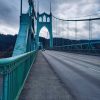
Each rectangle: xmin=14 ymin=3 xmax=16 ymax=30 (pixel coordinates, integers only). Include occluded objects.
xmin=0 ymin=51 xmax=37 ymax=100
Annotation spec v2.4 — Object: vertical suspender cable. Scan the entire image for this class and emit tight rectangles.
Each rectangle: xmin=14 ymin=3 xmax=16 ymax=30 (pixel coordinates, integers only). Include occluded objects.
xmin=68 ymin=21 xmax=71 ymax=45
xmin=54 ymin=18 xmax=55 ymax=47
xmin=62 ymin=20 xmax=63 ymax=47
xmin=89 ymin=19 xmax=91 ymax=41
xmin=61 ymin=20 xmax=63 ymax=47
xmin=75 ymin=21 xmax=77 ymax=41
xmin=52 ymin=17 xmax=54 ymax=47
xmin=75 ymin=20 xmax=77 ymax=50
xmin=90 ymin=20 xmax=92 ymax=41
xmin=55 ymin=18 xmax=57 ymax=46
xmin=62 ymin=20 xmax=64 ymax=50
xmin=63 ymin=21 xmax=65 ymax=47
xmin=67 ymin=20 xmax=70 ymax=50
xmin=57 ymin=19 xmax=59 ymax=47
xmin=89 ymin=19 xmax=92 ymax=50
xmin=59 ymin=20 xmax=61 ymax=47
xmin=89 ymin=19 xmax=93 ymax=51
xmin=67 ymin=21 xmax=69 ymax=39
xmin=53 ymin=18 xmax=54 ymax=46
xmin=67 ymin=21 xmax=69 ymax=46
xmin=65 ymin=21 xmax=67 ymax=49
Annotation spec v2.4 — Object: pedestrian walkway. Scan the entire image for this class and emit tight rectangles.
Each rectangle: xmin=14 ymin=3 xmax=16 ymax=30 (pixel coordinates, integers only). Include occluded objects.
xmin=19 ymin=51 xmax=73 ymax=100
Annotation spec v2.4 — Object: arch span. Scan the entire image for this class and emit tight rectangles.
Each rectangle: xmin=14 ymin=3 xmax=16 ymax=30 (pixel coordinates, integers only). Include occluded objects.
xmin=36 ymin=12 xmax=53 ymax=48
xmin=39 ymin=26 xmax=49 ymax=38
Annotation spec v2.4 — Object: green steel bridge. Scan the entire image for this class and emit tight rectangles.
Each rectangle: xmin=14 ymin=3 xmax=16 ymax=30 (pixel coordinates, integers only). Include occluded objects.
xmin=0 ymin=0 xmax=100 ymax=100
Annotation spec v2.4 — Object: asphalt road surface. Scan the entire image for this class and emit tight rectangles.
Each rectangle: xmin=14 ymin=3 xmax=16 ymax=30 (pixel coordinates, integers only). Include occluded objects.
xmin=42 ymin=50 xmax=100 ymax=100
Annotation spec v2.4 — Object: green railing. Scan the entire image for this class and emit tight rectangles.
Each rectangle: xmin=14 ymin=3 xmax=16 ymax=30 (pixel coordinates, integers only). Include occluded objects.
xmin=0 ymin=50 xmax=37 ymax=100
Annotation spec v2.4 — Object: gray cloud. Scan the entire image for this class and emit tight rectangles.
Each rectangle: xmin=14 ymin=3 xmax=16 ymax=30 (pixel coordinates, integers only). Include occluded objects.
xmin=0 ymin=0 xmax=100 ymax=39
xmin=0 ymin=0 xmax=29 ymax=34
xmin=0 ymin=0 xmax=20 ymax=27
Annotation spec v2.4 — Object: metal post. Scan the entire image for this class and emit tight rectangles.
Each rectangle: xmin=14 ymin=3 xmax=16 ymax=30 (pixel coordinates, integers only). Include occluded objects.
xmin=3 ymin=74 xmax=9 ymax=100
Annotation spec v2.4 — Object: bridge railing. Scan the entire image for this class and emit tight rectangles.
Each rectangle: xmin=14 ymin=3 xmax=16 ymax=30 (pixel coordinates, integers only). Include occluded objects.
xmin=0 ymin=50 xmax=37 ymax=100
xmin=52 ymin=41 xmax=100 ymax=55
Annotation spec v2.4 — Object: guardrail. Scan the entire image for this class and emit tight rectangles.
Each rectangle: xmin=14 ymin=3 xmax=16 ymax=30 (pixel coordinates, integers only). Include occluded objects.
xmin=0 ymin=50 xmax=37 ymax=100
xmin=52 ymin=41 xmax=100 ymax=54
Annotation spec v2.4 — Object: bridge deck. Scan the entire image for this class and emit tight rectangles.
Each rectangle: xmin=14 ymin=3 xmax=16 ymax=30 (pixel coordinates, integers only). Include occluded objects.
xmin=19 ymin=51 xmax=73 ymax=100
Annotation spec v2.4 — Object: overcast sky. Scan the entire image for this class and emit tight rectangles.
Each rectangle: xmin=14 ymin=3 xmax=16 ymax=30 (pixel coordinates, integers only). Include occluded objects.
xmin=0 ymin=0 xmax=100 ymax=39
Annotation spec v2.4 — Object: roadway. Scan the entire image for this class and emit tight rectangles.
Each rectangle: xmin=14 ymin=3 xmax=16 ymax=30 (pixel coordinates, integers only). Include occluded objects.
xmin=42 ymin=50 xmax=100 ymax=100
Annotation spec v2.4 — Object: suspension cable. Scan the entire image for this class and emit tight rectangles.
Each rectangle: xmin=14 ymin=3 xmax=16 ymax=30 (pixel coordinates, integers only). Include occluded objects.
xmin=52 ymin=15 xmax=100 ymax=22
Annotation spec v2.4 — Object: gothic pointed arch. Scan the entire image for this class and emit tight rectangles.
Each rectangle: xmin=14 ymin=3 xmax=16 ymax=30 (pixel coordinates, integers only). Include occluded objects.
xmin=36 ymin=12 xmax=53 ymax=48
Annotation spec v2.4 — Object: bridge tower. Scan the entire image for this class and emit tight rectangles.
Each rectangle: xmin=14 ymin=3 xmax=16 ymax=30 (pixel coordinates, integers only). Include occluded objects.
xmin=36 ymin=2 xmax=53 ymax=48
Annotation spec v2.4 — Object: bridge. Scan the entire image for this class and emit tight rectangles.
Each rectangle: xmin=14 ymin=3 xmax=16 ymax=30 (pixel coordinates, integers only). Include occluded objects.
xmin=0 ymin=0 xmax=100 ymax=100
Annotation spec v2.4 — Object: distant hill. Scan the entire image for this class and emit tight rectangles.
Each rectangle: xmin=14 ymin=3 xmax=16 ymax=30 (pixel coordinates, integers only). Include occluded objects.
xmin=39 ymin=37 xmax=100 ymax=48
xmin=0 ymin=34 xmax=17 ymax=58
xmin=0 ymin=34 xmax=17 ymax=51
xmin=0 ymin=34 xmax=99 ymax=58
